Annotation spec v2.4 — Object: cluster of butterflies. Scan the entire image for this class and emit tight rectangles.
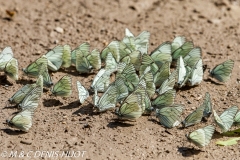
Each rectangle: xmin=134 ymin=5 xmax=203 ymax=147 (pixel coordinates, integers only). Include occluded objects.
xmin=1 ymin=28 xmax=236 ymax=148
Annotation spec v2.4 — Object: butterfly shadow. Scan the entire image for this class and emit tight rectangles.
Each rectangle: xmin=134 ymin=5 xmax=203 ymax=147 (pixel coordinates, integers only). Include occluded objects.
xmin=58 ymin=67 xmax=80 ymax=76
xmin=107 ymin=121 xmax=135 ymax=128
xmin=177 ymin=147 xmax=202 ymax=157
xmin=72 ymin=103 xmax=95 ymax=115
xmin=1 ymin=129 xmax=28 ymax=135
xmin=176 ymin=85 xmax=198 ymax=92
xmin=204 ymin=78 xmax=223 ymax=85
xmin=59 ymin=100 xmax=80 ymax=109
xmin=42 ymin=99 xmax=63 ymax=107
xmin=16 ymin=78 xmax=34 ymax=85
xmin=0 ymin=75 xmax=13 ymax=86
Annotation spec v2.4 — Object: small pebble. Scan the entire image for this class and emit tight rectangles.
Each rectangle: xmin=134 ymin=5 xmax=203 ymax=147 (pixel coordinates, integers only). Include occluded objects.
xmin=55 ymin=27 xmax=64 ymax=33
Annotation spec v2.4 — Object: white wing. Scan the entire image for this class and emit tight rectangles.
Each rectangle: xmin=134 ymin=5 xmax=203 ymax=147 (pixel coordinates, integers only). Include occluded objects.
xmin=0 ymin=47 xmax=13 ymax=70
xmin=77 ymin=81 xmax=89 ymax=104
xmin=188 ymin=59 xmax=203 ymax=86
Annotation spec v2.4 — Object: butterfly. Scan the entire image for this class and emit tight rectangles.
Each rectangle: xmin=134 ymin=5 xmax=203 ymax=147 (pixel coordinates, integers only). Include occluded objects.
xmin=176 ymin=56 xmax=186 ymax=86
xmin=23 ymin=56 xmax=48 ymax=78
xmin=51 ymin=75 xmax=72 ymax=97
xmin=116 ymin=63 xmax=139 ymax=92
xmin=183 ymin=47 xmax=202 ymax=68
xmin=139 ymin=54 xmax=159 ymax=76
xmin=45 ymin=45 xmax=64 ymax=71
xmin=116 ymin=93 xmax=143 ymax=121
xmin=139 ymin=66 xmax=156 ymax=98
xmin=112 ymin=77 xmax=129 ymax=102
xmin=150 ymin=42 xmax=172 ymax=68
xmin=18 ymin=85 xmax=43 ymax=111
xmin=155 ymin=105 xmax=184 ymax=128
xmin=4 ymin=58 xmax=18 ymax=80
xmin=71 ymin=42 xmax=90 ymax=65
xmin=153 ymin=62 xmax=170 ymax=87
xmin=123 ymin=30 xmax=150 ymax=55
xmin=39 ymin=63 xmax=53 ymax=87
xmin=121 ymin=50 xmax=142 ymax=71
xmin=91 ymin=69 xmax=111 ymax=92
xmin=188 ymin=59 xmax=203 ymax=86
xmin=152 ymin=89 xmax=176 ymax=109
xmin=209 ymin=59 xmax=234 ymax=82
xmin=77 ymin=81 xmax=89 ymax=104
xmin=171 ymin=36 xmax=186 ymax=53
xmin=105 ymin=52 xmax=118 ymax=72
xmin=8 ymin=84 xmax=35 ymax=105
xmin=186 ymin=125 xmax=215 ymax=148
xmin=182 ymin=105 xmax=204 ymax=127
xmin=94 ymin=84 xmax=118 ymax=112
xmin=0 ymin=47 xmax=13 ymax=71
xmin=172 ymin=41 xmax=194 ymax=61
xmin=61 ymin=44 xmax=71 ymax=68
xmin=156 ymin=70 xmax=177 ymax=95
xmin=76 ymin=46 xmax=101 ymax=73
xmin=6 ymin=109 xmax=34 ymax=132
xmin=101 ymin=41 xmax=120 ymax=62
xmin=202 ymin=92 xmax=212 ymax=118
xmin=213 ymin=106 xmax=238 ymax=132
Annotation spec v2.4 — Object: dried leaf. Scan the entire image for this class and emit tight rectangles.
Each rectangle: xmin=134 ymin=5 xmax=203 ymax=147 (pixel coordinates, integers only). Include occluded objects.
xmin=216 ymin=137 xmax=240 ymax=146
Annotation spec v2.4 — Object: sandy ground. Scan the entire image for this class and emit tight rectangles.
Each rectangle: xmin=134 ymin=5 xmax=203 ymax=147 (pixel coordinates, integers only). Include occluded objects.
xmin=1 ymin=0 xmax=240 ymax=159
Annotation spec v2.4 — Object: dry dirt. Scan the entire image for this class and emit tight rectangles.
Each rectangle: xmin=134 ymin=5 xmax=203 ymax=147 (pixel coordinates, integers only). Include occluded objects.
xmin=1 ymin=0 xmax=240 ymax=159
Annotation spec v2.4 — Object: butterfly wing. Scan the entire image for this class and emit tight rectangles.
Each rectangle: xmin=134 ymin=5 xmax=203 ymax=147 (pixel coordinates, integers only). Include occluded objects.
xmin=4 ymin=58 xmax=18 ymax=80
xmin=210 ymin=59 xmax=234 ymax=82
xmin=87 ymin=49 xmax=101 ymax=70
xmin=45 ymin=45 xmax=64 ymax=71
xmin=61 ymin=44 xmax=71 ymax=68
xmin=77 ymin=81 xmax=89 ymax=104
xmin=51 ymin=75 xmax=72 ymax=97
xmin=71 ymin=42 xmax=90 ymax=65
xmin=152 ymin=89 xmax=176 ymax=109
xmin=182 ymin=105 xmax=204 ymax=127
xmin=0 ymin=47 xmax=13 ymax=70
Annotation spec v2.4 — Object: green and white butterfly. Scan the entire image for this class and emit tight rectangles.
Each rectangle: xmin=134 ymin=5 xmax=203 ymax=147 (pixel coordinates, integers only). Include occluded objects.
xmin=94 ymin=84 xmax=118 ymax=112
xmin=4 ymin=58 xmax=18 ymax=80
xmin=71 ymin=42 xmax=90 ymax=65
xmin=155 ymin=105 xmax=184 ymax=128
xmin=39 ymin=63 xmax=53 ymax=87
xmin=171 ymin=36 xmax=186 ymax=53
xmin=0 ymin=47 xmax=13 ymax=71
xmin=6 ymin=109 xmax=34 ymax=132
xmin=188 ymin=59 xmax=203 ymax=86
xmin=150 ymin=42 xmax=172 ymax=68
xmin=234 ymin=111 xmax=240 ymax=125
xmin=153 ymin=62 xmax=170 ymax=87
xmin=186 ymin=125 xmax=215 ymax=148
xmin=176 ymin=56 xmax=186 ymax=86
xmin=156 ymin=70 xmax=176 ymax=95
xmin=8 ymin=84 xmax=35 ymax=105
xmin=8 ymin=76 xmax=43 ymax=105
xmin=105 ymin=52 xmax=118 ymax=72
xmin=172 ymin=41 xmax=194 ymax=61
xmin=76 ymin=46 xmax=101 ymax=73
xmin=202 ymin=92 xmax=212 ymax=118
xmin=51 ymin=75 xmax=72 ymax=97
xmin=77 ymin=81 xmax=89 ymax=104
xmin=152 ymin=89 xmax=176 ymax=109
xmin=61 ymin=44 xmax=71 ymax=68
xmin=113 ymin=77 xmax=129 ymax=102
xmin=139 ymin=54 xmax=159 ymax=76
xmin=44 ymin=45 xmax=64 ymax=71
xmin=182 ymin=105 xmax=204 ymax=127
xmin=101 ymin=41 xmax=120 ymax=62
xmin=91 ymin=69 xmax=111 ymax=92
xmin=116 ymin=63 xmax=139 ymax=92
xmin=123 ymin=29 xmax=150 ymax=55
xmin=209 ymin=59 xmax=234 ymax=82
xmin=18 ymin=85 xmax=43 ymax=111
xmin=23 ymin=56 xmax=48 ymax=78
xmin=116 ymin=93 xmax=143 ymax=121
xmin=121 ymin=50 xmax=142 ymax=71
xmin=183 ymin=47 xmax=202 ymax=68
xmin=213 ymin=106 xmax=238 ymax=133
xmin=139 ymin=66 xmax=155 ymax=98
